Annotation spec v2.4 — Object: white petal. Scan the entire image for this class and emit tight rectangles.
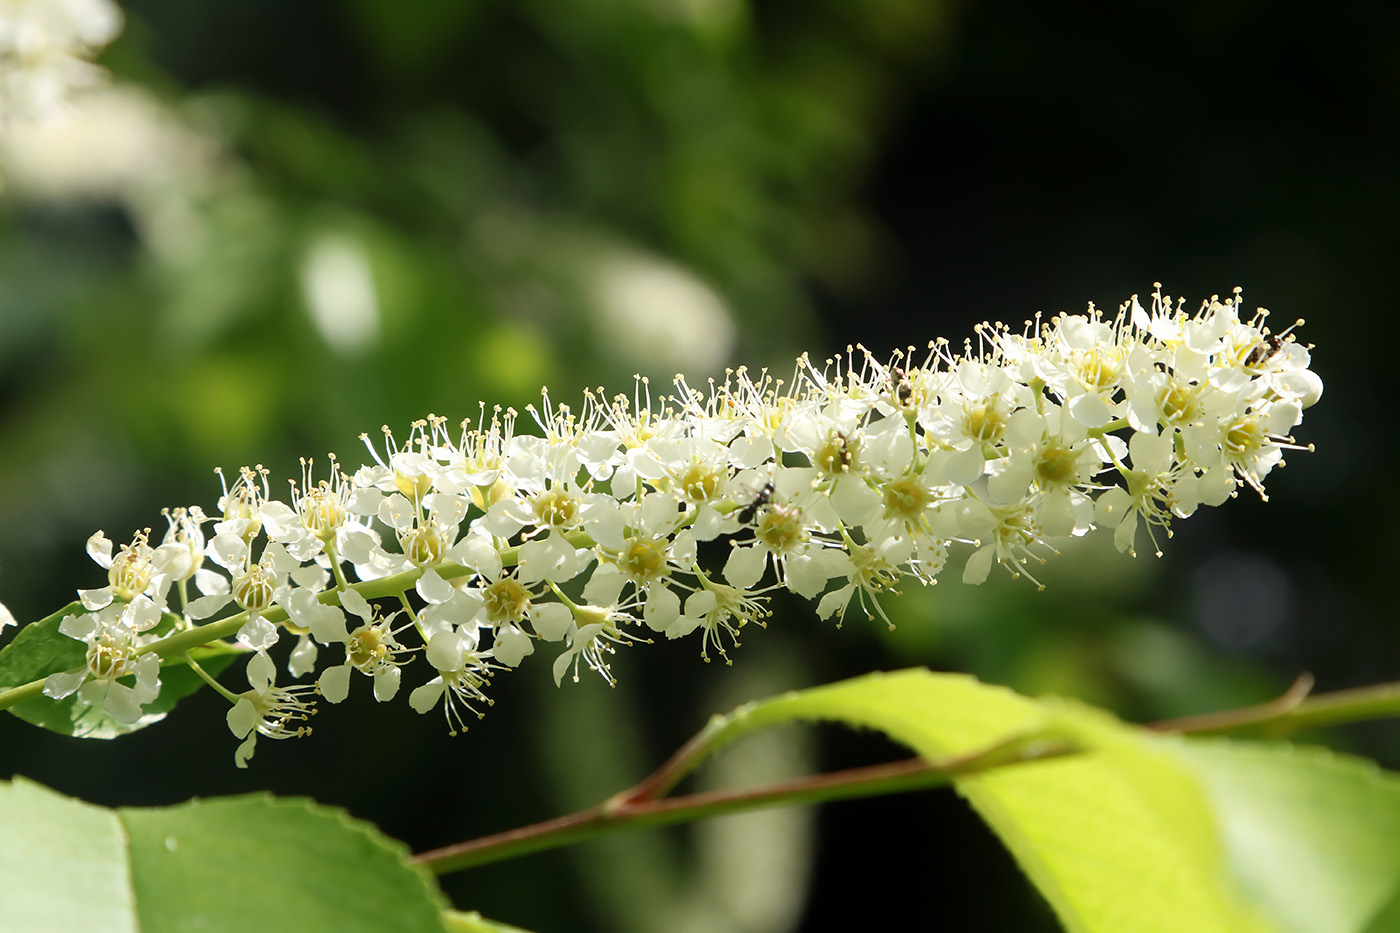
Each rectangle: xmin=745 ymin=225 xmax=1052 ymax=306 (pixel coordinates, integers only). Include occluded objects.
xmin=1113 ymin=511 xmax=1139 ymax=554
xmin=723 ymin=545 xmax=766 ymax=590
xmin=318 ymin=665 xmax=352 ymax=704
xmin=409 ymin=679 xmax=445 ymax=715
xmin=78 ymin=587 xmax=114 ymax=611
xmin=956 ymin=499 xmax=997 ymax=540
xmin=186 ymin=593 xmax=230 ymax=621
xmin=237 ymin=616 xmax=279 ymax=652
xmin=943 ymin=446 xmax=986 ymax=487
xmin=339 ymin=529 xmax=379 ymax=565
xmin=194 ymin=568 xmax=230 ymax=597
xmin=87 ymin=531 xmax=114 ymax=569
xmin=492 ymin=624 xmax=535 ymax=668
xmin=101 ymin=682 xmax=146 ymax=724
xmin=962 ymin=545 xmax=996 ymax=585
xmin=378 ymin=494 xmax=416 ymax=532
xmin=227 ymin=697 xmax=257 ymax=738
xmin=43 ymin=669 xmax=88 ymax=700
xmin=339 ymin=587 xmax=373 ymax=622
xmin=306 ymin=604 xmax=349 ymax=646
xmin=208 ymin=533 xmax=249 ymax=573
xmin=829 ymin=476 xmax=881 ymax=527
xmin=684 ymin=589 xmax=717 ymax=617
xmin=246 ymin=649 xmax=277 ymax=692
xmin=531 ymin=603 xmax=573 ymax=642
xmin=784 ymin=552 xmax=829 ymax=599
xmin=234 ymin=732 xmax=258 ymax=768
xmin=416 ymin=568 xmax=455 ymax=605
xmin=446 ymin=533 xmax=502 ymax=579
xmin=58 ymin=612 xmax=99 ymax=641
xmin=425 ymin=630 xmax=465 ymax=671
xmin=552 ymin=649 xmax=576 ymax=686
xmin=290 ymin=564 xmax=329 ymax=591
xmin=583 ymin=568 xmax=626 ymax=607
xmin=817 ymin=584 xmax=854 ymax=621
xmin=1038 ymin=491 xmax=1077 ymax=539
xmin=643 ymin=585 xmax=681 ymax=633
xmin=289 ymin=635 xmax=319 ymax=677
xmin=1068 ymin=392 xmax=1113 ymax=428
xmin=373 ymin=666 xmax=401 ymax=702
xmin=125 ymin=597 xmax=161 ymax=632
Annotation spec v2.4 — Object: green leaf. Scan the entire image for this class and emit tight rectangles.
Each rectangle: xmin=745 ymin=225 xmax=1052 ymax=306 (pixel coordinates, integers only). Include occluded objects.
xmin=0 ymin=776 xmax=135 ymax=933
xmin=0 ymin=604 xmax=239 ymax=739
xmin=714 ymin=670 xmax=1400 ymax=931
xmin=443 ymin=910 xmax=538 ymax=933
xmin=718 ymin=670 xmax=1265 ymax=933
xmin=1177 ymin=741 xmax=1400 ymax=933
xmin=0 ymin=777 xmax=450 ymax=933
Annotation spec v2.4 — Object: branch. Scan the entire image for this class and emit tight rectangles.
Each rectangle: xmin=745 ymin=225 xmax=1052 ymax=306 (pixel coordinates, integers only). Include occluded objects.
xmin=414 ymin=730 xmax=1076 ymax=875
xmin=1149 ymin=673 xmax=1400 ymax=737
xmin=417 ymin=671 xmax=1400 ymax=877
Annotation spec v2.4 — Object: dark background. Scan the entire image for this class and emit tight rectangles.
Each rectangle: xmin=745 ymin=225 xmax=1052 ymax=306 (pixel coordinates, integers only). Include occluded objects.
xmin=1 ymin=1 xmax=1394 ymax=930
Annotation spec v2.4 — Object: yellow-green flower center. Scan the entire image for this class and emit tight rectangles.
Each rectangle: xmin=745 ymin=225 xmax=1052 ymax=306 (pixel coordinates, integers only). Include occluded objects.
xmin=814 ymin=432 xmax=852 ymax=476
xmin=619 ymin=536 xmax=667 ymax=582
xmin=1158 ymin=381 xmax=1202 ymax=425
xmin=401 ymin=520 xmax=447 ymax=566
xmin=233 ymin=564 xmax=276 ymax=613
xmin=756 ymin=505 xmax=805 ymax=554
xmin=1034 ymin=443 xmax=1079 ymax=487
xmin=677 ymin=463 xmax=724 ymax=502
xmin=883 ymin=477 xmax=929 ymax=523
xmin=534 ymin=488 xmax=579 ymax=528
xmin=483 ymin=576 xmax=530 ymax=623
xmin=963 ymin=402 xmax=1006 ymax=444
xmin=1224 ymin=417 xmax=1265 ymax=455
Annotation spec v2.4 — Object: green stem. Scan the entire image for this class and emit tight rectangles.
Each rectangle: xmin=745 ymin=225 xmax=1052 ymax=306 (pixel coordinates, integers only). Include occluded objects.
xmin=182 ymin=651 xmax=240 ymax=704
xmin=415 ymin=731 xmax=1075 ymax=875
xmin=326 ymin=541 xmax=351 ymax=592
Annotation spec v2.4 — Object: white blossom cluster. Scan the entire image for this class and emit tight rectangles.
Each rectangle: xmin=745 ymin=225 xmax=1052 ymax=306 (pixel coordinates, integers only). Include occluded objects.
xmin=0 ymin=0 xmax=122 ymax=122
xmin=38 ymin=287 xmax=1322 ymax=766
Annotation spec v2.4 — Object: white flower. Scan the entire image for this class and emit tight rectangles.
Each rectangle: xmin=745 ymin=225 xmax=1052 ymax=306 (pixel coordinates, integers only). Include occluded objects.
xmin=317 ymin=605 xmax=410 ymax=704
xmin=668 ymin=576 xmax=771 ymax=662
xmin=43 ymin=605 xmax=161 ymax=723
xmin=226 ymin=650 xmax=316 ymax=768
xmin=0 ymin=0 xmax=123 ymax=121
xmin=78 ymin=528 xmax=168 ymax=610
xmin=408 ymin=628 xmax=494 ymax=735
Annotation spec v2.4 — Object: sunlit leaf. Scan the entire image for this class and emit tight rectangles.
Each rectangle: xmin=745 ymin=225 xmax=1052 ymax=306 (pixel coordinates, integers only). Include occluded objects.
xmin=1179 ymin=741 xmax=1400 ymax=933
xmin=711 ymin=669 xmax=1400 ymax=932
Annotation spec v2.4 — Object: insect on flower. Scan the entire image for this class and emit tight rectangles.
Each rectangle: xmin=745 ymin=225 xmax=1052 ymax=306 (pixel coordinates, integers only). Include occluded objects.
xmin=737 ymin=482 xmax=775 ymax=525
xmin=891 ymin=367 xmax=913 ymax=406
xmin=1245 ymin=334 xmax=1284 ymax=368
xmin=835 ymin=431 xmax=852 ymax=471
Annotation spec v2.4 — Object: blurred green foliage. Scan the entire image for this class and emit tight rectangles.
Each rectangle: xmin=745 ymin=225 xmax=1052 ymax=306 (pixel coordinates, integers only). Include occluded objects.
xmin=1 ymin=1 xmax=1393 ymax=931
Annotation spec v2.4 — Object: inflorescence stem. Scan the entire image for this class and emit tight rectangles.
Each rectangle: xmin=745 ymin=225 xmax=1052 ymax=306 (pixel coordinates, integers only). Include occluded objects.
xmin=413 ymin=673 xmax=1400 ymax=876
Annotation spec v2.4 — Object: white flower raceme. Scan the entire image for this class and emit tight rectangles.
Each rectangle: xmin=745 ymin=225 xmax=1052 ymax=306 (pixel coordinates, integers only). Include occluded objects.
xmin=42 ymin=286 xmax=1321 ymax=762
